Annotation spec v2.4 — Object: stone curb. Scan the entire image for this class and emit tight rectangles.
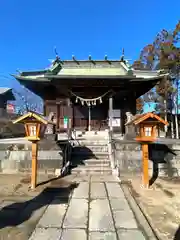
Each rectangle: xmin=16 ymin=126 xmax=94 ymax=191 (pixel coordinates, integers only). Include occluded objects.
xmin=121 ymin=182 xmax=163 ymax=240
xmin=121 ymin=183 xmax=160 ymax=240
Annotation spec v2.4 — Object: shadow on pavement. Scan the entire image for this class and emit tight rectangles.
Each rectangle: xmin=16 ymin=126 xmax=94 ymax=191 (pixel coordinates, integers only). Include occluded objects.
xmin=0 ymin=180 xmax=78 ymax=229
xmin=70 ymin=146 xmax=97 ymax=171
xmin=36 ymin=176 xmax=61 ymax=187
xmin=174 ymin=226 xmax=180 ymax=240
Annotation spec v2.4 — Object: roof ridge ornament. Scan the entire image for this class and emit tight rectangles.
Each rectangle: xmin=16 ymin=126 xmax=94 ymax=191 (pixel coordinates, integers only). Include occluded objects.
xmin=16 ymin=69 xmax=22 ymax=74
xmin=54 ymin=46 xmax=59 ymax=59
xmin=72 ymin=55 xmax=80 ymax=65
xmin=120 ymin=48 xmax=132 ymax=68
xmin=121 ymin=48 xmax=125 ymax=61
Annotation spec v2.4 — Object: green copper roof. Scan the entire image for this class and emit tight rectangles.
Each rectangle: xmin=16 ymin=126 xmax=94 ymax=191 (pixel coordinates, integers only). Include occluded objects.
xmin=12 ymin=57 xmax=169 ymax=83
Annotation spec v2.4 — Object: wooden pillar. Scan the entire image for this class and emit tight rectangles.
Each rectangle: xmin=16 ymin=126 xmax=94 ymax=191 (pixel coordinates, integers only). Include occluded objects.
xmin=142 ymin=143 xmax=149 ymax=188
xmin=66 ymin=98 xmax=71 ymax=130
xmin=109 ymin=96 xmax=113 ymax=132
xmin=31 ymin=141 xmax=38 ymax=189
xmin=88 ymin=106 xmax=91 ymax=131
xmin=71 ymin=103 xmax=73 ymax=129
xmin=56 ymin=99 xmax=62 ymax=131
xmin=56 ymin=104 xmax=59 ymax=131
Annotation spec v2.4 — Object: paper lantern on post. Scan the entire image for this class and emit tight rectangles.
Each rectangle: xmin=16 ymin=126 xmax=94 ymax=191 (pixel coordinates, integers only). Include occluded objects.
xmin=125 ymin=112 xmax=168 ymax=188
xmin=13 ymin=112 xmax=55 ymax=189
xmin=24 ymin=122 xmax=41 ymax=141
xmin=132 ymin=113 xmax=168 ymax=142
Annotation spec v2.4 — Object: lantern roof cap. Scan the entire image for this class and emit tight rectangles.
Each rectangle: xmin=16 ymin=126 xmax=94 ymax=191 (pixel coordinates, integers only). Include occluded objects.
xmin=125 ymin=112 xmax=168 ymax=126
xmin=12 ymin=111 xmax=55 ymax=125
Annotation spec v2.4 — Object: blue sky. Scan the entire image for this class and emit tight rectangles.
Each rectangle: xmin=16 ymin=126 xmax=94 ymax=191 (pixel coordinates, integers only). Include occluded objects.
xmin=0 ymin=0 xmax=180 ymax=90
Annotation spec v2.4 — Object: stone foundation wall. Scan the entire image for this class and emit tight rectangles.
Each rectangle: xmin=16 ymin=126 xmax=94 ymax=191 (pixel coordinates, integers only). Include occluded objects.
xmin=0 ymin=150 xmax=63 ymax=174
xmin=0 ymin=137 xmax=65 ymax=174
xmin=113 ymin=141 xmax=180 ymax=178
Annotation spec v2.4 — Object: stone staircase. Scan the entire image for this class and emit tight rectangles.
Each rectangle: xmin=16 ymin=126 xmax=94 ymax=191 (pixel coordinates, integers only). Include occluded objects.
xmin=70 ymin=140 xmax=112 ymax=175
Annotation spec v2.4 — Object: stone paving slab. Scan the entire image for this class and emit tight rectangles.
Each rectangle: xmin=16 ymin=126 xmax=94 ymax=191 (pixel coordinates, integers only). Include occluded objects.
xmin=38 ymin=199 xmax=68 ymax=228
xmin=28 ymin=175 xmax=147 ymax=240
xmin=71 ymin=175 xmax=91 ymax=182
xmin=89 ymin=199 xmax=115 ymax=231
xmin=60 ymin=229 xmax=87 ymax=240
xmin=113 ymin=209 xmax=138 ymax=229
xmin=29 ymin=228 xmax=62 ymax=240
xmin=89 ymin=231 xmax=117 ymax=240
xmin=72 ymin=182 xmax=89 ymax=199
xmin=13 ymin=204 xmax=48 ymax=239
xmin=90 ymin=182 xmax=107 ymax=198
xmin=91 ymin=175 xmax=119 ymax=182
xmin=63 ymin=198 xmax=88 ymax=228
xmin=117 ymin=229 xmax=146 ymax=240
xmin=110 ymin=198 xmax=130 ymax=211
xmin=106 ymin=182 xmax=124 ymax=198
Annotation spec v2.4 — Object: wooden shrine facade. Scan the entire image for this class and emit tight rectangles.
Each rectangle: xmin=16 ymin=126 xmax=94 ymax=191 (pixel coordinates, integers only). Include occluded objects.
xmin=12 ymin=56 xmax=169 ymax=133
xmin=45 ymin=98 xmax=110 ymax=131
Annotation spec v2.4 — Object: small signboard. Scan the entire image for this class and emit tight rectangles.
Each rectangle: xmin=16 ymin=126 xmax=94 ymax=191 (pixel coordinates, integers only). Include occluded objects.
xmin=109 ymin=118 xmax=121 ymax=127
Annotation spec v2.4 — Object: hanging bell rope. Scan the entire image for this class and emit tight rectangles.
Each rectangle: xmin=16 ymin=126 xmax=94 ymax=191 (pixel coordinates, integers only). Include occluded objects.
xmin=70 ymin=90 xmax=112 ymax=106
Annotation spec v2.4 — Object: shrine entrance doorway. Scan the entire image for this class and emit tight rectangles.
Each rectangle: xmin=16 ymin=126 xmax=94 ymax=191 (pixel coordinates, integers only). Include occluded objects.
xmin=72 ymin=101 xmax=109 ymax=131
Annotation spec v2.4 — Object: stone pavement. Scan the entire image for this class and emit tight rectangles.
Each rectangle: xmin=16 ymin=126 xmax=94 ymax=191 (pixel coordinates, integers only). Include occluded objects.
xmin=29 ymin=175 xmax=146 ymax=240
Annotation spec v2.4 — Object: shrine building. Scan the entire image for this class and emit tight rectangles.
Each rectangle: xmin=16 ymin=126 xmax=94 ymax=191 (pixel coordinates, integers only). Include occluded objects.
xmin=12 ymin=55 xmax=168 ymax=135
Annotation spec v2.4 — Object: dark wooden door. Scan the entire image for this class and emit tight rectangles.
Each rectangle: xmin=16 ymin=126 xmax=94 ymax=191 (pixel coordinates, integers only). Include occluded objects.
xmin=72 ymin=104 xmax=108 ymax=131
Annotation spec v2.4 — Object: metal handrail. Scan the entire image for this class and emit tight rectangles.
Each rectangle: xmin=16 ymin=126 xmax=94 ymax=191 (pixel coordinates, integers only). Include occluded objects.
xmin=60 ymin=127 xmax=73 ymax=176
xmin=108 ymin=129 xmax=119 ymax=170
xmin=70 ymin=129 xmax=81 ymax=147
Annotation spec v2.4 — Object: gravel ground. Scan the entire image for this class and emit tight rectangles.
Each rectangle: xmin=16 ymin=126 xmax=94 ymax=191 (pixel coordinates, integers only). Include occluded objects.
xmin=127 ymin=176 xmax=180 ymax=240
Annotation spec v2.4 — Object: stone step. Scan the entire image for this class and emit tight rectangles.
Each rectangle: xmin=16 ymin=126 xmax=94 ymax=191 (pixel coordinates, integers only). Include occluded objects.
xmin=72 ymin=151 xmax=109 ymax=156
xmin=84 ymin=159 xmax=111 ymax=166
xmin=70 ymin=158 xmax=110 ymax=168
xmin=71 ymin=155 xmax=109 ymax=161
xmin=82 ymin=147 xmax=108 ymax=152
xmin=84 ymin=163 xmax=110 ymax=167
xmin=73 ymin=140 xmax=109 ymax=145
xmin=72 ymin=139 xmax=108 ymax=142
xmin=72 ymin=147 xmax=109 ymax=153
xmin=71 ymin=170 xmax=112 ymax=175
xmin=79 ymin=142 xmax=108 ymax=145
xmin=71 ymin=166 xmax=112 ymax=175
xmin=72 ymin=143 xmax=109 ymax=146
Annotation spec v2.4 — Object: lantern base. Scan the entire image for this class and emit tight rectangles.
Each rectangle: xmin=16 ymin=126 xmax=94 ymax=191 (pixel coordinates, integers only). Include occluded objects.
xmin=136 ymin=137 xmax=156 ymax=142
xmin=140 ymin=184 xmax=149 ymax=189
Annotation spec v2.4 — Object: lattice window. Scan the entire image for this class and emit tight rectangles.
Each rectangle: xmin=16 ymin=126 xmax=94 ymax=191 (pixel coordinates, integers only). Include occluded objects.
xmin=29 ymin=125 xmax=37 ymax=136
xmin=144 ymin=127 xmax=152 ymax=137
